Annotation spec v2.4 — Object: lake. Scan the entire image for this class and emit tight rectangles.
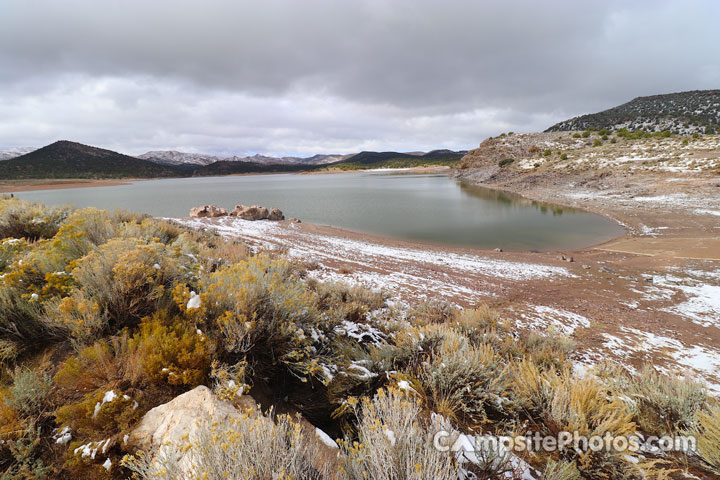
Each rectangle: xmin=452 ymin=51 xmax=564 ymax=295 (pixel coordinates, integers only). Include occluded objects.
xmin=14 ymin=172 xmax=624 ymax=250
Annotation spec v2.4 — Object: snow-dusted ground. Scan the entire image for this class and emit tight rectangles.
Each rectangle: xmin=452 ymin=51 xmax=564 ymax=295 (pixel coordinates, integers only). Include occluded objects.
xmin=594 ymin=327 xmax=720 ymax=395
xmin=174 ymin=216 xmax=573 ymax=304
xmin=172 ymin=215 xmax=720 ymax=394
xmin=518 ymin=305 xmax=591 ymax=335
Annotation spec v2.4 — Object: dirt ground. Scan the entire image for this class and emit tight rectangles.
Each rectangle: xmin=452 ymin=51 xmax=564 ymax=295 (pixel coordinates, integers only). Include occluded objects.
xmin=175 ymin=171 xmax=720 ymax=393
xmin=0 ymin=178 xmax=134 ymax=192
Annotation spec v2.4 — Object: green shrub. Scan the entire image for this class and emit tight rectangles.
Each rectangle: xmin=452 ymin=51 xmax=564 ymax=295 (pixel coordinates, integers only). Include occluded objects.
xmin=6 ymin=367 xmax=52 ymax=417
xmin=0 ymin=199 xmax=71 ymax=241
xmin=0 ymin=283 xmax=64 ymax=347
xmin=0 ymin=424 xmax=51 ymax=480
xmin=560 ymin=153 xmax=568 ymax=160
xmin=572 ymin=133 xmax=581 ymax=138
xmin=498 ymin=158 xmax=514 ymax=167
xmin=581 ymin=130 xmax=591 ymax=138
xmin=543 ymin=148 xmax=552 ymax=156
xmin=593 ymin=139 xmax=602 ymax=147
xmin=339 ymin=388 xmax=459 ymax=480
xmin=418 ymin=339 xmax=509 ymax=427
xmin=185 ymin=254 xmax=330 ymax=380
xmin=627 ymin=366 xmax=706 ymax=436
xmin=71 ymin=238 xmax=194 ymax=330
xmin=0 ymin=238 xmax=29 ymax=271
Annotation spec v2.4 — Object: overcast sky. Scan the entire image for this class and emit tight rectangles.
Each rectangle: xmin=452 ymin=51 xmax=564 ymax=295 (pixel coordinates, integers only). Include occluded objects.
xmin=0 ymin=0 xmax=717 ymax=156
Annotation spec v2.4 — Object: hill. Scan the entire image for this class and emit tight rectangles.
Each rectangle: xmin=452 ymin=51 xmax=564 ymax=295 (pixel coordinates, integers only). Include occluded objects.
xmin=329 ymin=149 xmax=466 ymax=170
xmin=546 ymin=90 xmax=720 ymax=134
xmin=190 ymin=160 xmax=314 ymax=176
xmin=0 ymin=141 xmax=182 ymax=179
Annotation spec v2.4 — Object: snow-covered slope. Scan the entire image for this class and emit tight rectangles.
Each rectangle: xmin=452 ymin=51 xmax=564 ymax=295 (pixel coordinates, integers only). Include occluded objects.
xmin=138 ymin=150 xmax=353 ymax=166
xmin=0 ymin=147 xmax=36 ymax=161
xmin=137 ymin=151 xmax=221 ymax=166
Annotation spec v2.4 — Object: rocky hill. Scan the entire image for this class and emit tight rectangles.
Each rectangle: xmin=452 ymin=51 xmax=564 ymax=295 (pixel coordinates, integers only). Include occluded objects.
xmin=0 ymin=141 xmax=182 ymax=179
xmin=330 ymin=149 xmax=466 ymax=170
xmin=547 ymin=90 xmax=720 ymax=134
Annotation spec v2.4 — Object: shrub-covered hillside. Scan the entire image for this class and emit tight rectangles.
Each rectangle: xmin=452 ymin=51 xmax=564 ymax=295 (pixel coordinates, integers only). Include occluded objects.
xmin=546 ymin=90 xmax=720 ymax=134
xmin=0 ymin=197 xmax=719 ymax=479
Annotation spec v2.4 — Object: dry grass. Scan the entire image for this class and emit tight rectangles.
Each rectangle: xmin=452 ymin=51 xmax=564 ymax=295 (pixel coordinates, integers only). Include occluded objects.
xmin=339 ymin=389 xmax=459 ymax=480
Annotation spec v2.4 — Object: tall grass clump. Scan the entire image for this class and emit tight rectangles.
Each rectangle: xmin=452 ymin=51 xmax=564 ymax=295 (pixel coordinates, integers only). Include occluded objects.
xmin=626 ymin=365 xmax=706 ymax=437
xmin=339 ymin=388 xmax=459 ymax=480
xmin=511 ymin=361 xmax=641 ymax=479
xmin=689 ymin=406 xmax=720 ymax=474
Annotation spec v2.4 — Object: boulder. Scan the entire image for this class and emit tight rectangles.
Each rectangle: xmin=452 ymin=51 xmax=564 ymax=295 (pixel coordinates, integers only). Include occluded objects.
xmin=127 ymin=385 xmax=339 ymax=475
xmin=267 ymin=207 xmax=285 ymax=221
xmin=230 ymin=204 xmax=274 ymax=220
xmin=189 ymin=205 xmax=227 ymax=218
xmin=128 ymin=386 xmax=257 ymax=451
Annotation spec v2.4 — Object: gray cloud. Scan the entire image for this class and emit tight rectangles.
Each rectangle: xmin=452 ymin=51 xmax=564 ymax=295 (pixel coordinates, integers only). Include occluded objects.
xmin=0 ymin=0 xmax=717 ymax=155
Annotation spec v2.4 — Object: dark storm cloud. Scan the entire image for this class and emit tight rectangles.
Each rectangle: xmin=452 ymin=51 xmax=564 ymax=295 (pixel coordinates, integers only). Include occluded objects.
xmin=0 ymin=0 xmax=717 ymax=155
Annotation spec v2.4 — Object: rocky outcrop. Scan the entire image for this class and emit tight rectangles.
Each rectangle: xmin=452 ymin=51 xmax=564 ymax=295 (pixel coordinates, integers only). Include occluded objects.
xmin=189 ymin=205 xmax=227 ymax=218
xmin=229 ymin=205 xmax=285 ymax=221
xmin=230 ymin=204 xmax=268 ymax=220
xmin=189 ymin=204 xmax=285 ymax=220
xmin=267 ymin=207 xmax=285 ymax=221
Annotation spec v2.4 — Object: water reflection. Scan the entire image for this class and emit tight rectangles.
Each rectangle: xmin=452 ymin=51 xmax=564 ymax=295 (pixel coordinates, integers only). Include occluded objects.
xmin=458 ymin=181 xmax=567 ymax=216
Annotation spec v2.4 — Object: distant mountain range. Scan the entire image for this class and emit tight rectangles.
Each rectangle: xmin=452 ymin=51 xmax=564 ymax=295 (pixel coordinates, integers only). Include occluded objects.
xmin=137 ymin=151 xmax=353 ymax=167
xmin=0 ymin=141 xmax=466 ymax=179
xmin=547 ymin=89 xmax=720 ymax=134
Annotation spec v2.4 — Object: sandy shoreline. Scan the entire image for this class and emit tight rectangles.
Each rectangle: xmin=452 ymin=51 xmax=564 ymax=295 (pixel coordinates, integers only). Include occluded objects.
xmin=0 ymin=178 xmax=138 ymax=193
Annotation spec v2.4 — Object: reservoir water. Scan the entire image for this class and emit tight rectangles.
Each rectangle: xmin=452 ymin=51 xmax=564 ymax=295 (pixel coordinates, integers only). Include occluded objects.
xmin=15 ymin=172 xmax=624 ymax=251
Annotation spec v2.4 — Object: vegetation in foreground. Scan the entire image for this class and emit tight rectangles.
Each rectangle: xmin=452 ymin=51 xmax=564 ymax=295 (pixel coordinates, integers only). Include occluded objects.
xmin=0 ymin=197 xmax=718 ymax=479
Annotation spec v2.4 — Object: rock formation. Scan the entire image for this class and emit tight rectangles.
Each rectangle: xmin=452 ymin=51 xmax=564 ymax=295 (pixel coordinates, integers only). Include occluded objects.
xmin=190 ymin=204 xmax=285 ymax=220
xmin=230 ymin=204 xmax=269 ymax=220
xmin=189 ymin=205 xmax=227 ymax=218
xmin=267 ymin=207 xmax=285 ymax=221
xmin=128 ymin=385 xmax=338 ymax=475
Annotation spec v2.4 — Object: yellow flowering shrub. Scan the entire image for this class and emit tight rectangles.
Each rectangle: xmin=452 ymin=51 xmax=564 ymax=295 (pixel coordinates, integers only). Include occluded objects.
xmin=186 ymin=254 xmax=324 ymax=379
xmin=135 ymin=312 xmax=212 ymax=387
xmin=0 ymin=198 xmax=71 ymax=241
xmin=0 ymin=237 xmax=29 ymax=271
xmin=51 ymin=291 xmax=107 ymax=344
xmin=71 ymin=238 xmax=194 ymax=327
